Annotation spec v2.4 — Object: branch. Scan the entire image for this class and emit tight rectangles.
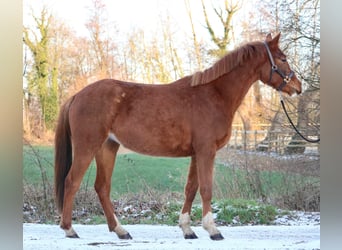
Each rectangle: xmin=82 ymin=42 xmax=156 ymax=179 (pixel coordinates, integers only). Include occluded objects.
xmin=184 ymin=0 xmax=203 ymax=69
xmin=201 ymin=0 xmax=220 ymax=46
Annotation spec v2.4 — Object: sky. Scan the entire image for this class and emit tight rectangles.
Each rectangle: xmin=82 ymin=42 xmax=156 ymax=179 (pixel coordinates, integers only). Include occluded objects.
xmin=23 ymin=0 xmax=188 ymax=35
xmin=23 ymin=0 xmax=249 ymax=44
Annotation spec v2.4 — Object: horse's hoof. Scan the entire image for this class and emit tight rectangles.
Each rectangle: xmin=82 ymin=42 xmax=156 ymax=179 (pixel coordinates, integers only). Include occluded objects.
xmin=66 ymin=233 xmax=80 ymax=238
xmin=184 ymin=232 xmax=198 ymax=239
xmin=118 ymin=233 xmax=133 ymax=240
xmin=210 ymin=233 xmax=224 ymax=240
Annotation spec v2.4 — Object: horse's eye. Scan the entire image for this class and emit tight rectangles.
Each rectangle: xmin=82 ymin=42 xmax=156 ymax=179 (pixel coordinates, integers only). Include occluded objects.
xmin=281 ymin=58 xmax=287 ymax=62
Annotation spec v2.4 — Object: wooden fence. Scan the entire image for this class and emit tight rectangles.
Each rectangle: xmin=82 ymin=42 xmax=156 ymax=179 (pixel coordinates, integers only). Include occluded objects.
xmin=228 ymin=129 xmax=320 ymax=155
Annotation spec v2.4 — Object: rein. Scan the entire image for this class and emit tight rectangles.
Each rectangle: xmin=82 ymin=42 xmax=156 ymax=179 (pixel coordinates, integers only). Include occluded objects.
xmin=264 ymin=42 xmax=320 ymax=144
xmin=279 ymin=92 xmax=320 ymax=143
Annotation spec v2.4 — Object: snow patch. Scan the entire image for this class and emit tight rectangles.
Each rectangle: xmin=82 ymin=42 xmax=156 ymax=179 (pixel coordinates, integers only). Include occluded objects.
xmin=23 ymin=223 xmax=320 ymax=250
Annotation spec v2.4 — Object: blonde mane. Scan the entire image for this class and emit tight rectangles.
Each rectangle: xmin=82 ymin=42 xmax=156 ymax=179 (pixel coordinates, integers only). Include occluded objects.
xmin=191 ymin=41 xmax=263 ymax=86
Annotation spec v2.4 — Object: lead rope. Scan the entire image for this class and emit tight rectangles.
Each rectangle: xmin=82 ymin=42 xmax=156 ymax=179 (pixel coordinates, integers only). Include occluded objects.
xmin=278 ymin=92 xmax=320 ymax=143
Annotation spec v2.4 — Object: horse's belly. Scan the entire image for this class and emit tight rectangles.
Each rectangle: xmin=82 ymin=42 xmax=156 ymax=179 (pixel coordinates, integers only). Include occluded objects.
xmin=108 ymin=129 xmax=193 ymax=157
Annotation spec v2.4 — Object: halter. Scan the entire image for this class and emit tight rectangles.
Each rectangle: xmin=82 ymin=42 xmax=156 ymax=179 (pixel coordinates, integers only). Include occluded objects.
xmin=263 ymin=41 xmax=294 ymax=91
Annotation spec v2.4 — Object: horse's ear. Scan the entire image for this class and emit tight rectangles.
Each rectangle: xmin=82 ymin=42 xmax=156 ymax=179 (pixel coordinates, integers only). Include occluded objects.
xmin=272 ymin=32 xmax=281 ymax=44
xmin=268 ymin=32 xmax=281 ymax=48
xmin=266 ymin=33 xmax=272 ymax=42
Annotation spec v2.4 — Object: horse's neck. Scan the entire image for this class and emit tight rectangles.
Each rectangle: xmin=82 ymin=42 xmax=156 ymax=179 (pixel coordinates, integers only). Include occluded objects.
xmin=214 ymin=59 xmax=262 ymax=113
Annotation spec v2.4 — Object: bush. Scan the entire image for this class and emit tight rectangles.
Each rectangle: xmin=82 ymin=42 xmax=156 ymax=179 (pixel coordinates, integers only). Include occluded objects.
xmin=280 ymin=182 xmax=320 ymax=211
xmin=215 ymin=148 xmax=320 ymax=211
xmin=215 ymin=199 xmax=277 ymax=225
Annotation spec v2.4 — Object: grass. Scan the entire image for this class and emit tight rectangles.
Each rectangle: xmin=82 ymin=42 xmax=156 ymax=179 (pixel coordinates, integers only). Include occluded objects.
xmin=110 ymin=154 xmax=190 ymax=195
xmin=23 ymin=145 xmax=190 ymax=197
xmin=82 ymin=196 xmax=278 ymax=226
xmin=214 ymin=199 xmax=277 ymax=225
xmin=23 ymin=145 xmax=55 ymax=184
xmin=23 ymin=145 xmax=318 ymax=201
xmin=23 ymin=145 xmax=319 ymax=225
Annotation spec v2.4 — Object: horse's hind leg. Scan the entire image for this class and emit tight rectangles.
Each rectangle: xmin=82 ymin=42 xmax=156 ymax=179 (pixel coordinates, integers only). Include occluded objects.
xmin=60 ymin=147 xmax=95 ymax=238
xmin=179 ymin=156 xmax=199 ymax=239
xmin=94 ymin=139 xmax=132 ymax=240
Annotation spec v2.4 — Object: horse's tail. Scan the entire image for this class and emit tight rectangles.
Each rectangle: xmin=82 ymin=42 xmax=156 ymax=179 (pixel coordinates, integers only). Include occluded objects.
xmin=54 ymin=96 xmax=74 ymax=214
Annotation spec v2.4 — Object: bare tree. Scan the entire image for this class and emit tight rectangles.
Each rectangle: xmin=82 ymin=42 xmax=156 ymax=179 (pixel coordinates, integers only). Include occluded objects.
xmin=199 ymin=0 xmax=262 ymax=132
xmin=248 ymin=0 xmax=320 ymax=153
xmin=115 ymin=13 xmax=187 ymax=84
xmin=201 ymin=0 xmax=240 ymax=58
xmin=85 ymin=0 xmax=118 ymax=79
xmin=184 ymin=0 xmax=203 ymax=71
xmin=283 ymin=0 xmax=320 ymax=152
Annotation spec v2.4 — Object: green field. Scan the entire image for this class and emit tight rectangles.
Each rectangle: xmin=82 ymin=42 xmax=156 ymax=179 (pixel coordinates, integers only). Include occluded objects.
xmin=23 ymin=145 xmax=319 ymax=225
xmin=23 ymin=145 xmax=317 ymax=201
xmin=23 ymin=145 xmax=191 ymax=197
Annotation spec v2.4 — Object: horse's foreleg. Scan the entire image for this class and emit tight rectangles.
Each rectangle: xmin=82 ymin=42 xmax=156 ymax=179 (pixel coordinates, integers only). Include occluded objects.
xmin=179 ymin=156 xmax=198 ymax=239
xmin=196 ymin=150 xmax=224 ymax=241
xmin=60 ymin=150 xmax=94 ymax=238
xmin=94 ymin=139 xmax=132 ymax=240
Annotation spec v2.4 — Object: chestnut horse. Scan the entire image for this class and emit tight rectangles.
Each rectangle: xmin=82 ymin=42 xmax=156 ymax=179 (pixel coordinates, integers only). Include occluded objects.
xmin=54 ymin=33 xmax=301 ymax=240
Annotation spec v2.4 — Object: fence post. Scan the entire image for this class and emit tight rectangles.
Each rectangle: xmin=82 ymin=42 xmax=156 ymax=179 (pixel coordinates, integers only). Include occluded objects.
xmin=244 ymin=130 xmax=247 ymax=151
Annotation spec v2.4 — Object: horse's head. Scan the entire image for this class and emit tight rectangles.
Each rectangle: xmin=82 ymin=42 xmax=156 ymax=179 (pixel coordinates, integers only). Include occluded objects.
xmin=260 ymin=33 xmax=302 ymax=96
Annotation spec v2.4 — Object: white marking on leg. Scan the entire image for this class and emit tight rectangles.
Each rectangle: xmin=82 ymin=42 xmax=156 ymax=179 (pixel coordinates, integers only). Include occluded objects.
xmin=113 ymin=214 xmax=128 ymax=236
xmin=108 ymin=132 xmax=122 ymax=144
xmin=63 ymin=226 xmax=77 ymax=237
xmin=179 ymin=212 xmax=195 ymax=236
xmin=202 ymin=212 xmax=220 ymax=236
